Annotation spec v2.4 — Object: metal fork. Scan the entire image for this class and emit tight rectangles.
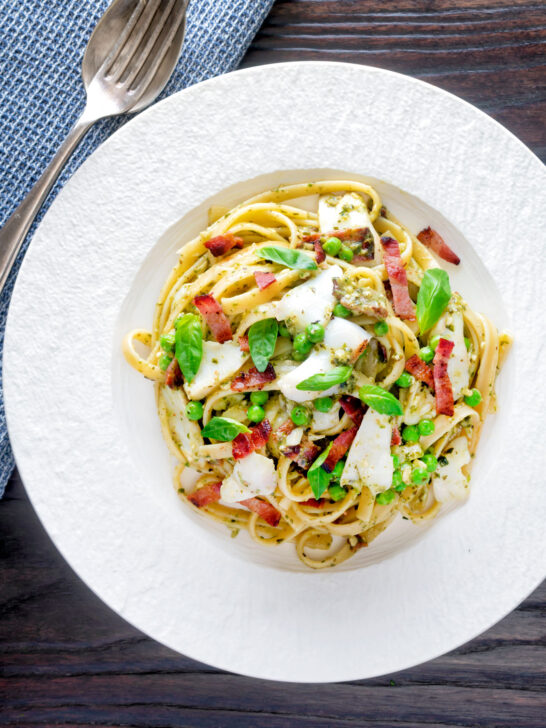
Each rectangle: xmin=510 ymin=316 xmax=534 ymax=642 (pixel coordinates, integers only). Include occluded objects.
xmin=0 ymin=0 xmax=189 ymax=293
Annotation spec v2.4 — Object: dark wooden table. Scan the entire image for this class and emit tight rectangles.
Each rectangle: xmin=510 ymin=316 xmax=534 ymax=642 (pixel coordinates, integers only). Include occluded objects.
xmin=1 ymin=2 xmax=545 ymax=725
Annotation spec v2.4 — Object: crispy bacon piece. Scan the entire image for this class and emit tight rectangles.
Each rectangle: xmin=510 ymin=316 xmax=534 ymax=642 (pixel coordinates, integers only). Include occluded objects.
xmin=405 ymin=354 xmax=435 ymax=389
xmin=417 ymin=227 xmax=460 ymax=265
xmin=194 ymin=294 xmax=232 ymax=343
xmin=275 ymin=419 xmax=295 ymax=439
xmin=188 ymin=482 xmax=222 ymax=508
xmin=380 ymin=235 xmax=416 ymax=320
xmin=433 ymin=338 xmax=455 ymax=416
xmin=164 ymin=357 xmax=183 ymax=388
xmin=339 ymin=395 xmax=365 ymax=426
xmin=322 ymin=425 xmax=359 ymax=473
xmin=231 ymin=363 xmax=276 ymax=392
xmin=204 ymin=233 xmax=244 ymax=257
xmin=391 ymin=426 xmax=401 ymax=447
xmin=238 ymin=334 xmax=250 ymax=352
xmin=232 ymin=420 xmax=272 ymax=460
xmin=314 ymin=239 xmax=326 ymax=264
xmin=301 ymin=498 xmax=325 ymax=508
xmin=254 ymin=271 xmax=276 ymax=290
xmin=240 ymin=497 xmax=281 ymax=527
xmin=283 ymin=440 xmax=321 ymax=470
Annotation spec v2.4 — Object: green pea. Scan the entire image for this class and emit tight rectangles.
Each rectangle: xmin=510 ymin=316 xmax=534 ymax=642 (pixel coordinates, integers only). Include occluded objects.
xmin=279 ymin=324 xmax=291 ymax=338
xmin=306 ymin=321 xmax=325 ymax=343
xmin=392 ymin=470 xmax=405 ymax=491
xmin=422 ymin=452 xmax=438 ymax=472
xmin=391 ymin=454 xmax=400 ymax=469
xmin=418 ymin=346 xmax=434 ymax=363
xmin=186 ymin=401 xmax=203 ymax=421
xmin=250 ymin=391 xmax=269 ymax=405
xmin=331 ymin=459 xmax=346 ymax=479
xmin=329 ymin=483 xmax=347 ymax=501
xmin=293 ymin=332 xmax=313 ymax=355
xmin=338 ymin=245 xmax=354 ymax=262
xmin=159 ymin=353 xmax=173 ymax=371
xmin=314 ymin=396 xmax=333 ymax=413
xmin=247 ymin=404 xmax=265 ymax=423
xmin=376 ymin=489 xmax=396 ymax=505
xmin=429 ymin=335 xmax=441 ymax=350
xmin=464 ymin=336 xmax=471 ymax=350
xmin=374 ymin=320 xmax=389 ymax=337
xmin=418 ymin=419 xmax=435 ymax=436
xmin=160 ymin=332 xmax=175 ymax=353
xmin=402 ymin=425 xmax=420 ymax=443
xmin=322 ymin=236 xmax=342 ymax=256
xmin=411 ymin=467 xmax=429 ymax=485
xmin=464 ymin=388 xmax=482 ymax=407
xmin=333 ymin=303 xmax=351 ymax=318
xmin=290 ymin=405 xmax=310 ymax=427
xmin=396 ymin=371 xmax=413 ymax=388
xmin=293 ymin=350 xmax=308 ymax=362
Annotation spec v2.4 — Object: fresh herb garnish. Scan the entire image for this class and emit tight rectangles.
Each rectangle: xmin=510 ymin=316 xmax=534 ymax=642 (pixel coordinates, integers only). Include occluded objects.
xmin=307 ymin=444 xmax=333 ymax=499
xmin=358 ymin=384 xmax=403 ymax=416
xmin=416 ymin=268 xmax=451 ymax=333
xmin=296 ymin=366 xmax=352 ymax=391
xmin=200 ymin=417 xmax=251 ymax=441
xmin=175 ymin=314 xmax=203 ymax=383
xmin=257 ymin=246 xmax=317 ymax=271
xmin=248 ymin=318 xmax=278 ymax=373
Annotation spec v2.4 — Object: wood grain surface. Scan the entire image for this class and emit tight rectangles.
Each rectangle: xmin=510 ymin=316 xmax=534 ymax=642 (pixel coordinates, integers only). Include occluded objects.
xmin=1 ymin=1 xmax=545 ymax=726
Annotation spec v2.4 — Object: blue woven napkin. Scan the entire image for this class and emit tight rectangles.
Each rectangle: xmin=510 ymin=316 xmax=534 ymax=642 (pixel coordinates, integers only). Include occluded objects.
xmin=0 ymin=0 xmax=274 ymax=496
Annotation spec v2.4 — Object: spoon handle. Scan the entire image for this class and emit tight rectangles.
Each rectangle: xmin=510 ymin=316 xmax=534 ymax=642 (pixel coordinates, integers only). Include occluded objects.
xmin=0 ymin=109 xmax=95 ymax=294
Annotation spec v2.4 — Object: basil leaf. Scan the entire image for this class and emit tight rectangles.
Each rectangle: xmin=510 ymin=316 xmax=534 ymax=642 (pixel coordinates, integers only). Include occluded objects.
xmin=175 ymin=314 xmax=203 ymax=383
xmin=307 ymin=444 xmax=333 ymax=499
xmin=416 ymin=268 xmax=451 ymax=333
xmin=248 ymin=318 xmax=278 ymax=373
xmin=358 ymin=384 xmax=403 ymax=416
xmin=257 ymin=246 xmax=317 ymax=271
xmin=200 ymin=417 xmax=251 ymax=441
xmin=296 ymin=366 xmax=352 ymax=391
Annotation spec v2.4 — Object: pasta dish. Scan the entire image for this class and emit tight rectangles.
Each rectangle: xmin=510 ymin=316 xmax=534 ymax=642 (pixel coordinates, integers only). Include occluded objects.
xmin=123 ymin=180 xmax=510 ymax=569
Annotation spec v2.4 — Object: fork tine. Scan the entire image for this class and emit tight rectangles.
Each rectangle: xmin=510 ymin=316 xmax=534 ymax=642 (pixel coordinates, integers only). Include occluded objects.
xmin=127 ymin=0 xmax=186 ymax=94
xmin=100 ymin=0 xmax=147 ymax=79
xmin=107 ymin=0 xmax=163 ymax=83
xmin=120 ymin=0 xmax=178 ymax=89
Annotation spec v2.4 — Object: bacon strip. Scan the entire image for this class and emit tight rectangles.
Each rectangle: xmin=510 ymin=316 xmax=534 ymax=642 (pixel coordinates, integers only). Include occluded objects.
xmin=238 ymin=334 xmax=250 ymax=352
xmin=188 ymin=482 xmax=222 ymax=508
xmin=301 ymin=498 xmax=325 ymax=508
xmin=240 ymin=497 xmax=281 ymax=527
xmin=283 ymin=440 xmax=321 ymax=470
xmin=194 ymin=294 xmax=232 ymax=343
xmin=275 ymin=419 xmax=295 ymax=439
xmin=339 ymin=395 xmax=365 ymax=426
xmin=232 ymin=420 xmax=272 ymax=460
xmin=254 ymin=271 xmax=276 ymax=290
xmin=380 ymin=235 xmax=416 ymax=320
xmin=322 ymin=426 xmax=359 ymax=473
xmin=165 ymin=357 xmax=183 ymax=388
xmin=231 ymin=363 xmax=276 ymax=392
xmin=405 ymin=354 xmax=435 ymax=389
xmin=391 ymin=426 xmax=401 ymax=447
xmin=314 ymin=239 xmax=326 ymax=264
xmin=417 ymin=227 xmax=460 ymax=265
xmin=433 ymin=338 xmax=455 ymax=416
xmin=204 ymin=233 xmax=244 ymax=257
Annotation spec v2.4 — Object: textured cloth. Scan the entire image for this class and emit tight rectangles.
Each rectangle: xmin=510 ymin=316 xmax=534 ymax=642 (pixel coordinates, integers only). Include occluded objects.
xmin=0 ymin=0 xmax=274 ymax=496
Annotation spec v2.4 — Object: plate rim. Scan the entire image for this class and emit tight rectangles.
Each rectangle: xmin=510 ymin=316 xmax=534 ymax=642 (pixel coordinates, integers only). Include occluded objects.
xmin=4 ymin=60 xmax=546 ymax=682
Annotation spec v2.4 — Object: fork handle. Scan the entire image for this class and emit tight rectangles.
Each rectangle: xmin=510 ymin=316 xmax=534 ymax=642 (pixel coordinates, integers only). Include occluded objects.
xmin=0 ymin=110 xmax=96 ymax=294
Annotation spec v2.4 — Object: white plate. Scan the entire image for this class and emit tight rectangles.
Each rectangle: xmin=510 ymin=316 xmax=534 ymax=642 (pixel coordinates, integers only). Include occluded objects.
xmin=4 ymin=62 xmax=546 ymax=682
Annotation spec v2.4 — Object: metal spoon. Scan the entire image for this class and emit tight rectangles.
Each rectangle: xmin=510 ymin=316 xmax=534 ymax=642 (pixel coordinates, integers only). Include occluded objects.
xmin=0 ymin=0 xmax=188 ymax=293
